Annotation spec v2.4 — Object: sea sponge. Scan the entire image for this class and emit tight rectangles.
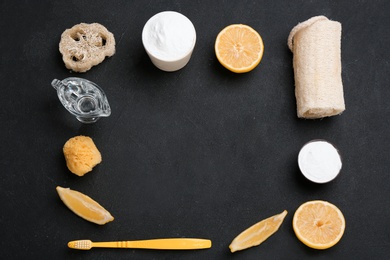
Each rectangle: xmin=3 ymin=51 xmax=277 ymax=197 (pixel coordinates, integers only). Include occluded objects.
xmin=63 ymin=136 xmax=102 ymax=176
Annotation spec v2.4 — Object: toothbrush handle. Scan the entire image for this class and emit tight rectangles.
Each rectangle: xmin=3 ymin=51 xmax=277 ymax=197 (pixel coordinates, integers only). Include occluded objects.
xmin=94 ymin=238 xmax=211 ymax=250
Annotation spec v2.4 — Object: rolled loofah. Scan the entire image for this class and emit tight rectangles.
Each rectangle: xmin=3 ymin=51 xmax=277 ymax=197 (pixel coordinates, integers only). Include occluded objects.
xmin=288 ymin=16 xmax=345 ymax=119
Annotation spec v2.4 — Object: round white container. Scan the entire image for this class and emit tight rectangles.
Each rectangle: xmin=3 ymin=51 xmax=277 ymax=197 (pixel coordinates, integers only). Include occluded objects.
xmin=298 ymin=140 xmax=342 ymax=183
xmin=142 ymin=11 xmax=196 ymax=72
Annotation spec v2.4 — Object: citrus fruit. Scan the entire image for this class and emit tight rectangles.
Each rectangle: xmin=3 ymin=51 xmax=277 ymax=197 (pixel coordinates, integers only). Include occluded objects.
xmin=229 ymin=210 xmax=287 ymax=252
xmin=215 ymin=24 xmax=264 ymax=73
xmin=293 ymin=200 xmax=345 ymax=249
xmin=56 ymin=186 xmax=114 ymax=225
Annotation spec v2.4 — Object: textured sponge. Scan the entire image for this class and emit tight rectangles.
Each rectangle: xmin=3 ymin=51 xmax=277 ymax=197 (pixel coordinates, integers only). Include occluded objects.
xmin=63 ymin=136 xmax=102 ymax=176
xmin=59 ymin=23 xmax=115 ymax=72
xmin=288 ymin=16 xmax=345 ymax=119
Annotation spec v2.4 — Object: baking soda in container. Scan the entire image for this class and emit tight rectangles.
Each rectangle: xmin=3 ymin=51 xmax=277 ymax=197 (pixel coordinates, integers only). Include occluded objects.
xmin=142 ymin=11 xmax=196 ymax=72
xmin=298 ymin=140 xmax=342 ymax=183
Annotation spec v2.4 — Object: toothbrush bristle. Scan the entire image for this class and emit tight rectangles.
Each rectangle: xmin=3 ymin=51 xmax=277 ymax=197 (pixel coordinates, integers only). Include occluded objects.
xmin=68 ymin=240 xmax=92 ymax=250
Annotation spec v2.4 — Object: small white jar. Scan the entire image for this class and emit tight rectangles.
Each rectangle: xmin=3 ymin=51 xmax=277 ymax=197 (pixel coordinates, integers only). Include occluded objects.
xmin=298 ymin=140 xmax=342 ymax=183
xmin=142 ymin=11 xmax=196 ymax=72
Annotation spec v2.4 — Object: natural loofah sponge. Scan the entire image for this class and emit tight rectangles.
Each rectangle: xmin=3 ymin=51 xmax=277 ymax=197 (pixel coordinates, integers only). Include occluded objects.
xmin=288 ymin=16 xmax=345 ymax=119
xmin=59 ymin=23 xmax=115 ymax=72
xmin=63 ymin=136 xmax=102 ymax=176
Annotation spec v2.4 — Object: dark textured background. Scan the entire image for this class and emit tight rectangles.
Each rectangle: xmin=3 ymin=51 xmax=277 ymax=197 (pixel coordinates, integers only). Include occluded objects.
xmin=1 ymin=1 xmax=389 ymax=259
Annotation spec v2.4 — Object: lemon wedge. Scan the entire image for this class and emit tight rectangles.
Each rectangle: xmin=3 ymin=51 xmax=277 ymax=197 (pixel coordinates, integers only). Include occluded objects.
xmin=56 ymin=186 xmax=114 ymax=225
xmin=229 ymin=210 xmax=287 ymax=252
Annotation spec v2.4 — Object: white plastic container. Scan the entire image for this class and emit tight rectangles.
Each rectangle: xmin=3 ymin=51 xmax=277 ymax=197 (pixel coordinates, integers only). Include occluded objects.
xmin=298 ymin=140 xmax=342 ymax=183
xmin=142 ymin=11 xmax=196 ymax=72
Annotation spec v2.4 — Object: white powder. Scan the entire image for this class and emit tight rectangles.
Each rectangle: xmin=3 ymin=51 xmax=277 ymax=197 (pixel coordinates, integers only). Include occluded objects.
xmin=298 ymin=140 xmax=342 ymax=183
xmin=142 ymin=11 xmax=196 ymax=61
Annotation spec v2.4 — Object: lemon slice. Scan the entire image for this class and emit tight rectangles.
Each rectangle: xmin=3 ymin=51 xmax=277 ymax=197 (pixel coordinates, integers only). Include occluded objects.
xmin=56 ymin=186 xmax=114 ymax=225
xmin=229 ymin=210 xmax=287 ymax=252
xmin=215 ymin=24 xmax=264 ymax=73
xmin=293 ymin=200 xmax=345 ymax=249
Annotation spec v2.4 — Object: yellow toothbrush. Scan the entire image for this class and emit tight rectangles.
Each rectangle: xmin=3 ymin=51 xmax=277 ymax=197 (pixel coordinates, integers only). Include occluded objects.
xmin=68 ymin=238 xmax=212 ymax=250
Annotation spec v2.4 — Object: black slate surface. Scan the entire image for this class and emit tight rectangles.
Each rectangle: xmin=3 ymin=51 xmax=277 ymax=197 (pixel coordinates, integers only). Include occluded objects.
xmin=1 ymin=1 xmax=390 ymax=259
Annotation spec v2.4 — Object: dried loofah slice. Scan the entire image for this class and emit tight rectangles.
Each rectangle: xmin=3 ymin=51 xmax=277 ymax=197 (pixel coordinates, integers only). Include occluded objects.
xmin=63 ymin=136 xmax=102 ymax=176
xmin=59 ymin=23 xmax=115 ymax=72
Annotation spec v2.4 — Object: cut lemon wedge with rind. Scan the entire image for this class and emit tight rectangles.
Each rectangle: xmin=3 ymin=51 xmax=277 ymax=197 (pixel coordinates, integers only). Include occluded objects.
xmin=293 ymin=200 xmax=345 ymax=250
xmin=229 ymin=210 xmax=287 ymax=253
xmin=215 ymin=24 xmax=264 ymax=73
xmin=56 ymin=186 xmax=114 ymax=225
